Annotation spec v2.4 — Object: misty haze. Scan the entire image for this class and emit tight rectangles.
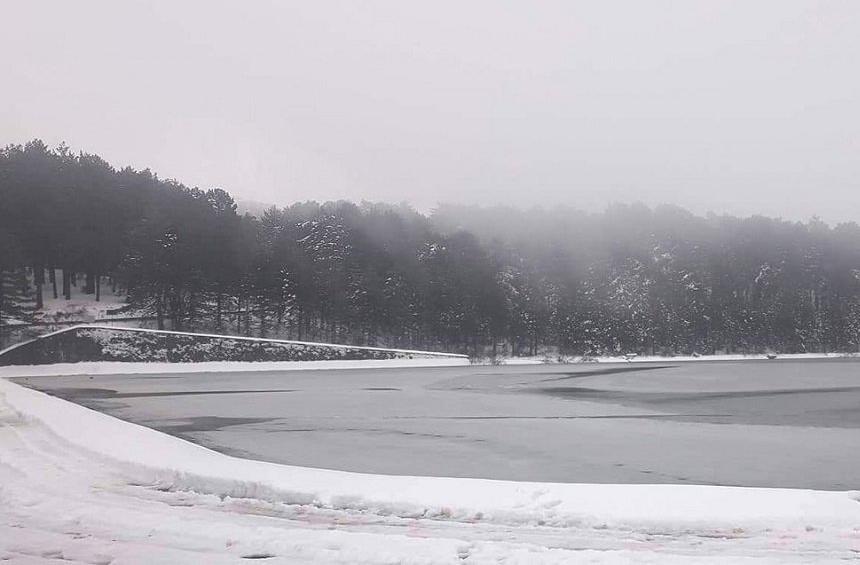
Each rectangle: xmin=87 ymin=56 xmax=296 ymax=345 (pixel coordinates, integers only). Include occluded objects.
xmin=2 ymin=2 xmax=860 ymax=564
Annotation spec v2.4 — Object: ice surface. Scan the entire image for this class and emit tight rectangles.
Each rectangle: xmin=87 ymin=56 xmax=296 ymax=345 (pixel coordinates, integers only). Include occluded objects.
xmin=12 ymin=359 xmax=860 ymax=489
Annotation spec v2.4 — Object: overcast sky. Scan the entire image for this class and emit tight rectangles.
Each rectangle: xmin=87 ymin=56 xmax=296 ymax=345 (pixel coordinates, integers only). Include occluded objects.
xmin=3 ymin=1 xmax=859 ymax=222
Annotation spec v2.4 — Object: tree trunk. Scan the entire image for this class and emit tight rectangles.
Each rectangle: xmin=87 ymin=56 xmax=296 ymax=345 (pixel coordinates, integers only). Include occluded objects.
xmin=95 ymin=275 xmax=101 ymax=302
xmin=50 ymin=268 xmax=58 ymax=299
xmin=0 ymin=272 xmax=5 ymax=345
xmin=171 ymin=291 xmax=184 ymax=332
xmin=62 ymin=269 xmax=71 ymax=300
xmin=33 ymin=264 xmax=44 ymax=310
xmin=84 ymin=272 xmax=95 ymax=295
xmin=155 ymin=299 xmax=164 ymax=330
xmin=259 ymin=297 xmax=267 ymax=338
xmin=236 ymin=296 xmax=242 ymax=334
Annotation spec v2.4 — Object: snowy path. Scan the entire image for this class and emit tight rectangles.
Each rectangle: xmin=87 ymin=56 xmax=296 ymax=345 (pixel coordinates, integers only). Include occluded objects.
xmin=2 ymin=378 xmax=860 ymax=563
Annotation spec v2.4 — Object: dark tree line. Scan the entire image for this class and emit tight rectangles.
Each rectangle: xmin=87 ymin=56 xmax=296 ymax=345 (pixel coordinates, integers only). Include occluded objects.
xmin=3 ymin=140 xmax=860 ymax=356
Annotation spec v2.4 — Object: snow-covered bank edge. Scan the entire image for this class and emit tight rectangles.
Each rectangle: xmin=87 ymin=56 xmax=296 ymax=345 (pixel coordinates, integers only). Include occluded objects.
xmin=0 ymin=357 xmax=470 ymax=378
xmin=1 ymin=376 xmax=858 ymax=536
xmin=490 ymin=351 xmax=858 ymax=365
xmin=0 ymin=324 xmax=470 ymax=369
xmin=0 ymin=324 xmax=469 ymax=359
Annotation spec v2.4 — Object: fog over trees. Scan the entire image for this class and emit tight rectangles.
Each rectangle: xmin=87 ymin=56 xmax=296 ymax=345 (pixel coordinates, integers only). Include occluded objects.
xmin=2 ymin=140 xmax=860 ymax=356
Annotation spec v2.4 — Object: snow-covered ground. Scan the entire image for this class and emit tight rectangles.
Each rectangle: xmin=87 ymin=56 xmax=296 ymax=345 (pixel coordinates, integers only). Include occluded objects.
xmin=35 ymin=284 xmax=132 ymax=324
xmin=2 ymin=367 xmax=860 ymax=562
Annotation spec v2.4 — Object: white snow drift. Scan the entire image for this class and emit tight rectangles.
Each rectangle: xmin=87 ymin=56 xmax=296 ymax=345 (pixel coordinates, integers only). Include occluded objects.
xmin=2 ymin=365 xmax=860 ymax=563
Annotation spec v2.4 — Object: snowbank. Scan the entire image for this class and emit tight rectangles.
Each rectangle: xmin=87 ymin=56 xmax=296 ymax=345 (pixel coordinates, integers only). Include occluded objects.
xmin=488 ymin=352 xmax=855 ymax=365
xmin=1 ymin=376 xmax=858 ymax=533
xmin=0 ymin=357 xmax=470 ymax=378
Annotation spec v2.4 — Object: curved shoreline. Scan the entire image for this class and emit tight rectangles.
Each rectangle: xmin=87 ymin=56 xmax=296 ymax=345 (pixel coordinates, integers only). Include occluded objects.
xmin=2 ymin=371 xmax=859 ymax=530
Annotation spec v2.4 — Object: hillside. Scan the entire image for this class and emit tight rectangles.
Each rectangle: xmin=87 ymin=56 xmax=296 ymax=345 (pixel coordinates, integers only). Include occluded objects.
xmin=4 ymin=141 xmax=860 ymax=357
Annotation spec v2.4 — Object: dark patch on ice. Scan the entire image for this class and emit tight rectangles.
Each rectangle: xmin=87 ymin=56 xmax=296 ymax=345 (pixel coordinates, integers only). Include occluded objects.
xmin=38 ymin=387 xmax=120 ymax=399
xmin=41 ymin=387 xmax=297 ymax=400
xmin=263 ymin=425 xmax=476 ymax=441
xmin=154 ymin=416 xmax=275 ymax=434
xmin=535 ymin=386 xmax=637 ymax=398
xmin=357 ymin=428 xmax=453 ymax=439
xmin=387 ymin=414 xmax=728 ymax=420
xmin=537 ymin=365 xmax=678 ymax=382
xmin=644 ymin=385 xmax=860 ymax=402
xmin=362 ymin=387 xmax=402 ymax=391
xmin=535 ymin=385 xmax=860 ymax=402
xmin=532 ymin=384 xmax=860 ymax=428
xmin=117 ymin=388 xmax=298 ymax=398
xmin=241 ymin=554 xmax=276 ymax=560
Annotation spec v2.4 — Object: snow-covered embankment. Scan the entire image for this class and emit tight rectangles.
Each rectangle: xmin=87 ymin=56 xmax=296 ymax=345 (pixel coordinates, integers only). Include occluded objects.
xmin=0 ymin=324 xmax=469 ymax=366
xmin=2 ymin=363 xmax=860 ymax=562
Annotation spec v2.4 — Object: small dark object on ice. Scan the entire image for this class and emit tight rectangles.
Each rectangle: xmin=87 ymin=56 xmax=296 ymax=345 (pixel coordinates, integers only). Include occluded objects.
xmin=766 ymin=353 xmax=778 ymax=360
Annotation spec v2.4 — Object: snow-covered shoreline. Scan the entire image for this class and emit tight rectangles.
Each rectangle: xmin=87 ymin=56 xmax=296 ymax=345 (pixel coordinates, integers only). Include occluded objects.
xmin=2 ymin=365 xmax=860 ymax=562
xmin=3 ymin=376 xmax=858 ymax=529
xmin=0 ymin=324 xmax=470 ymax=368
xmin=491 ymin=351 xmax=857 ymax=365
xmin=0 ymin=357 xmax=470 ymax=378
